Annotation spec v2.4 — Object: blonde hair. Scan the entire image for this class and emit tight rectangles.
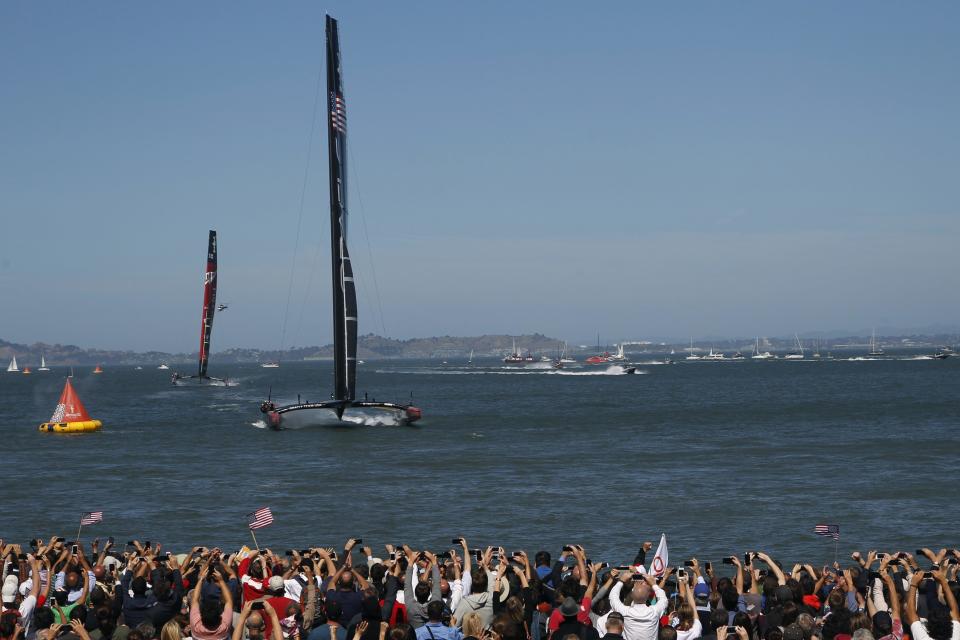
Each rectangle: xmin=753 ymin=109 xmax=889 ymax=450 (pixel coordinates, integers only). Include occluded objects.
xmin=161 ymin=621 xmax=183 ymax=640
xmin=462 ymin=612 xmax=484 ymax=638
xmin=677 ymin=604 xmax=696 ymax=630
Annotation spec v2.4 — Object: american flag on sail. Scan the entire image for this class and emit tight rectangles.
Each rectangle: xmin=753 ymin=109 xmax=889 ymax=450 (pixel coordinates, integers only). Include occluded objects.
xmin=331 ymin=93 xmax=347 ymax=133
xmin=248 ymin=506 xmax=274 ymax=530
xmin=814 ymin=524 xmax=840 ymax=540
xmin=80 ymin=511 xmax=103 ymax=525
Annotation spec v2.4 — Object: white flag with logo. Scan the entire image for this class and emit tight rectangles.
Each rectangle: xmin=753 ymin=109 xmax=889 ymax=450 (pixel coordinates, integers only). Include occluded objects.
xmin=649 ymin=533 xmax=669 ymax=576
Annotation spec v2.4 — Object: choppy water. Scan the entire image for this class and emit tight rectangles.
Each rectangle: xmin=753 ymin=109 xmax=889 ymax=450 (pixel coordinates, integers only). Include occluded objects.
xmin=2 ymin=355 xmax=957 ymax=565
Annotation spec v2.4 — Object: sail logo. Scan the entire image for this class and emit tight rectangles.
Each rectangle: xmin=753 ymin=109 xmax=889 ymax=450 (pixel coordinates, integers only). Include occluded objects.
xmin=204 ymin=271 xmax=216 ymax=285
xmin=330 ymin=92 xmax=347 ymax=133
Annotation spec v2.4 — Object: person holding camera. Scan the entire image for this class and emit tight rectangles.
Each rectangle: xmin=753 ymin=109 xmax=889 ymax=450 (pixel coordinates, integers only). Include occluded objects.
xmin=607 ymin=571 xmax=667 ymax=640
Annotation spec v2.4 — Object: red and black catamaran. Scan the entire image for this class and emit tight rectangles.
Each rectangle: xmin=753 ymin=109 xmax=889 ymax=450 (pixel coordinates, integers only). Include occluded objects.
xmin=260 ymin=15 xmax=421 ymax=428
xmin=172 ymin=230 xmax=229 ymax=386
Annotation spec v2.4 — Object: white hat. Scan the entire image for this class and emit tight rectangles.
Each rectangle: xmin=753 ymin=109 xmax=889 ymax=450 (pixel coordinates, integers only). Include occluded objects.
xmin=268 ymin=575 xmax=285 ymax=591
xmin=2 ymin=575 xmax=19 ymax=604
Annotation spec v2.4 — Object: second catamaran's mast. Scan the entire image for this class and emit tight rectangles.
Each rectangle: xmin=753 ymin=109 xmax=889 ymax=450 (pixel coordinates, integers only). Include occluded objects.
xmin=326 ymin=15 xmax=358 ymax=406
xmin=198 ymin=230 xmax=217 ymax=378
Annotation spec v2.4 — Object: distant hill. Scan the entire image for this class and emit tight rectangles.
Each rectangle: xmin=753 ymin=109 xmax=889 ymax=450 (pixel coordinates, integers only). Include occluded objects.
xmin=1 ymin=330 xmax=955 ymax=366
xmin=0 ymin=333 xmax=566 ymax=366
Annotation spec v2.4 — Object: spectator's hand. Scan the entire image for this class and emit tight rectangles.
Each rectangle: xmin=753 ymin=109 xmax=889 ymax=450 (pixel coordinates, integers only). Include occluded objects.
xmin=730 ymin=555 xmax=741 ymax=568
xmin=910 ymin=572 xmax=925 ymax=588
xmin=619 ymin=571 xmax=632 ymax=584
xmin=643 ymin=541 xmax=653 ymax=553
xmin=362 ymin=546 xmax=373 ymax=557
xmin=735 ymin=627 xmax=748 ymax=640
xmin=717 ymin=627 xmax=728 ymax=640
xmin=354 ymin=621 xmax=368 ymax=640
xmin=345 ymin=538 xmax=357 ymax=553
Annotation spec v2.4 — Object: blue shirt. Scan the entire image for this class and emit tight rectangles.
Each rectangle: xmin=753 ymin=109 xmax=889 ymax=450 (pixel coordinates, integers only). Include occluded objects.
xmin=308 ymin=624 xmax=347 ymax=640
xmin=415 ymin=622 xmax=463 ymax=640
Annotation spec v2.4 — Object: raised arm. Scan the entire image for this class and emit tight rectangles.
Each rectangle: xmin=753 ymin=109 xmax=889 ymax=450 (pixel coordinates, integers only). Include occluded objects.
xmin=756 ymin=552 xmax=786 ymax=585
xmin=904 ymin=571 xmax=922 ymax=625
xmin=937 ymin=570 xmax=960 ymax=621
xmin=233 ymin=601 xmax=254 ymax=640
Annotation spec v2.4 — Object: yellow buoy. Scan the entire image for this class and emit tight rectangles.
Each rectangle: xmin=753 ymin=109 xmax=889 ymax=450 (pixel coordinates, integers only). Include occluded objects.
xmin=39 ymin=378 xmax=103 ymax=434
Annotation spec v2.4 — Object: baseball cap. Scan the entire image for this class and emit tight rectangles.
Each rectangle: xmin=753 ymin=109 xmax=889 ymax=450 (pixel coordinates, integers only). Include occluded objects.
xmin=268 ymin=575 xmax=285 ymax=591
xmin=560 ymin=597 xmax=579 ymax=617
xmin=2 ymin=575 xmax=19 ymax=603
xmin=694 ymin=583 xmax=710 ymax=601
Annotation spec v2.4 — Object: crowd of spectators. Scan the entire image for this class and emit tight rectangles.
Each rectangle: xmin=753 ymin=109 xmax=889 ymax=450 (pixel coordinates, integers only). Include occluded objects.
xmin=2 ymin=537 xmax=958 ymax=640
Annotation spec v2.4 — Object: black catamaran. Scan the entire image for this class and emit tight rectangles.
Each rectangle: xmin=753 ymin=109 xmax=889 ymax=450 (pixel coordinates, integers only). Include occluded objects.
xmin=172 ymin=230 xmax=229 ymax=386
xmin=260 ymin=15 xmax=421 ymax=429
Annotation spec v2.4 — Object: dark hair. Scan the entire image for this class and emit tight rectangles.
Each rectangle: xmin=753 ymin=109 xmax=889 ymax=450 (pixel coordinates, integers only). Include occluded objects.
xmin=325 ymin=601 xmax=343 ymax=623
xmin=200 ymin=599 xmax=223 ymax=630
xmin=472 ymin=571 xmax=488 ymax=594
xmin=709 ymin=609 xmax=728 ymax=631
xmin=798 ymin=575 xmax=815 ymax=597
xmin=721 ymin=587 xmax=739 ymax=612
xmin=659 ymin=627 xmax=678 ymax=640
xmin=873 ymin=614 xmax=892 ymax=637
xmin=415 ymin=582 xmax=431 ymax=604
xmin=70 ymin=605 xmax=88 ymax=622
xmin=427 ymin=601 xmax=444 ymax=621
xmin=765 ymin=628 xmax=783 ymax=640
xmin=821 ymin=609 xmax=851 ymax=640
xmin=781 ymin=601 xmax=799 ymax=627
xmin=926 ymin=607 xmax=954 ymax=640
xmin=732 ymin=613 xmax=753 ymax=639
xmin=34 ymin=607 xmax=55 ymax=630
xmin=132 ymin=576 xmax=148 ymax=597
xmin=535 ymin=552 xmax=551 ymax=567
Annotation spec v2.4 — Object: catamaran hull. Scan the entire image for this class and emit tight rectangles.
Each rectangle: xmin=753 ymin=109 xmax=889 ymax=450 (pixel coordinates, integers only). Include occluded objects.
xmin=262 ymin=401 xmax=421 ymax=430
xmin=171 ymin=374 xmax=232 ymax=387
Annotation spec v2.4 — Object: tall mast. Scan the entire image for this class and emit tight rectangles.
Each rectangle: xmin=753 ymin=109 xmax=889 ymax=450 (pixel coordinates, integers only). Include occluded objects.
xmin=198 ymin=230 xmax=217 ymax=378
xmin=326 ymin=15 xmax=357 ymax=404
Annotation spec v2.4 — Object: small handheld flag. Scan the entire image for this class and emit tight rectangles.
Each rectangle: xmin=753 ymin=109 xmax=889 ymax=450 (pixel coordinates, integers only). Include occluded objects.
xmin=814 ymin=524 xmax=840 ymax=540
xmin=80 ymin=511 xmax=103 ymax=525
xmin=248 ymin=507 xmax=273 ymax=530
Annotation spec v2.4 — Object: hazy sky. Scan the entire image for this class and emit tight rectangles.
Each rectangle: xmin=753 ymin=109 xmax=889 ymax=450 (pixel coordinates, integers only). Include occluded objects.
xmin=1 ymin=1 xmax=957 ymax=352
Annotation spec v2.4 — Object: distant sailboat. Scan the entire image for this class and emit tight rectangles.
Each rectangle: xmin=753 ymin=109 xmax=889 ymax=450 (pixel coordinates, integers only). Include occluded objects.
xmin=868 ymin=328 xmax=885 ymax=357
xmin=586 ymin=334 xmax=612 ymax=364
xmin=784 ymin=334 xmax=805 ymax=360
xmin=172 ymin=230 xmax=229 ymax=386
xmin=608 ymin=344 xmax=627 ymax=361
xmin=157 ymin=363 xmax=170 ymax=370
xmin=6 ymin=356 xmax=19 ymax=372
xmin=259 ymin=16 xmax=421 ymax=429
xmin=260 ymin=361 xmax=280 ymax=368
xmin=559 ymin=342 xmax=575 ymax=363
xmin=751 ymin=337 xmax=773 ymax=360
xmin=467 ymin=349 xmax=474 ymax=365
xmin=38 ymin=354 xmax=50 ymax=371
xmin=685 ymin=338 xmax=702 ymax=361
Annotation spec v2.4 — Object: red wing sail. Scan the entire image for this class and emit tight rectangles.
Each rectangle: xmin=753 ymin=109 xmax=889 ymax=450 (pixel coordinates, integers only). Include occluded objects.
xmin=50 ymin=378 xmax=92 ymax=423
xmin=198 ymin=230 xmax=218 ymax=378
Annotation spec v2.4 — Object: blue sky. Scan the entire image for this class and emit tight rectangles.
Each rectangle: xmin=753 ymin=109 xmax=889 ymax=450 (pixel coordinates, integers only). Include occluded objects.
xmin=1 ymin=1 xmax=957 ymax=351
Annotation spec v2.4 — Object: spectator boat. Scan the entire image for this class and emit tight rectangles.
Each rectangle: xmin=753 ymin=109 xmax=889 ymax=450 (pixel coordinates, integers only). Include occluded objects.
xmin=172 ymin=231 xmax=230 ymax=386
xmin=38 ymin=354 xmax=50 ymax=371
xmin=260 ymin=16 xmax=421 ymax=429
xmin=6 ymin=356 xmax=18 ymax=372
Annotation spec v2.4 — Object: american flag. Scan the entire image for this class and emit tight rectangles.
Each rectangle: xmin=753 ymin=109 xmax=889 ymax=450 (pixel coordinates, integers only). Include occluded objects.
xmin=248 ymin=507 xmax=274 ymax=530
xmin=80 ymin=511 xmax=103 ymax=525
xmin=331 ymin=93 xmax=347 ymax=133
xmin=814 ymin=524 xmax=840 ymax=540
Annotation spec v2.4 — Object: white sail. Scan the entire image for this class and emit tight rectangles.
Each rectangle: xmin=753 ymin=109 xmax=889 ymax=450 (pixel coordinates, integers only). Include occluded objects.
xmin=38 ymin=354 xmax=50 ymax=371
xmin=6 ymin=356 xmax=18 ymax=372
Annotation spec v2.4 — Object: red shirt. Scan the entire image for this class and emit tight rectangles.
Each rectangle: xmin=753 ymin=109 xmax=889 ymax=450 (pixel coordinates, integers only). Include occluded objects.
xmin=548 ymin=597 xmax=592 ymax=631
xmin=238 ymin=557 xmax=272 ymax=603
xmin=264 ymin=596 xmax=296 ymax=639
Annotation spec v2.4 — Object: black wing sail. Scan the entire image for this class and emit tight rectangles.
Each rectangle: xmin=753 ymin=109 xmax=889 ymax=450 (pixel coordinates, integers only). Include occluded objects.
xmin=326 ymin=15 xmax=357 ymax=403
xmin=198 ymin=230 xmax=218 ymax=378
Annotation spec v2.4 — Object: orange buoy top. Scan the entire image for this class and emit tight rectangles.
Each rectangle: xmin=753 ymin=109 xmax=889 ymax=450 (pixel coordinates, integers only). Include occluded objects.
xmin=49 ymin=378 xmax=93 ymax=423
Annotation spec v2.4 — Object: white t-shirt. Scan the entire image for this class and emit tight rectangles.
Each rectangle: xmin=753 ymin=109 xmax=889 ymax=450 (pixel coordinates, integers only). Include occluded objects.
xmin=676 ymin=619 xmax=702 ymax=640
xmin=909 ymin=620 xmax=960 ymax=640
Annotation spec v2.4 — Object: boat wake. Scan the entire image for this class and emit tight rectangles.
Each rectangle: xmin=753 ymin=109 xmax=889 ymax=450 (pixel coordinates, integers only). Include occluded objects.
xmin=251 ymin=419 xmax=268 ymax=429
xmin=377 ymin=365 xmax=644 ymax=376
